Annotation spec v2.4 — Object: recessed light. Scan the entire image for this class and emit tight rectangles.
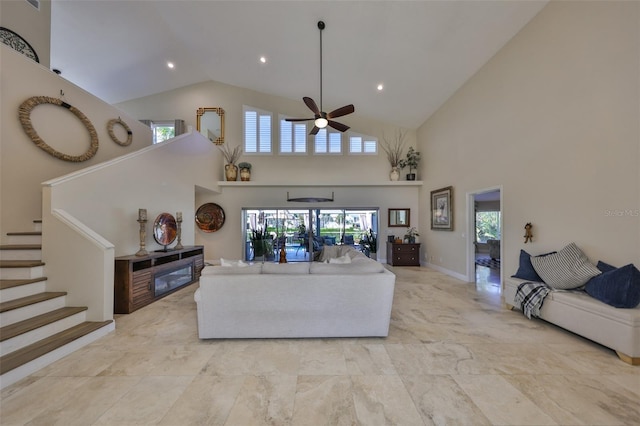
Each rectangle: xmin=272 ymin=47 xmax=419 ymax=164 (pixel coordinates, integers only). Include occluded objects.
xmin=260 ymin=56 xmax=267 ymax=64
xmin=167 ymin=62 xmax=175 ymax=69
xmin=377 ymin=83 xmax=384 ymax=91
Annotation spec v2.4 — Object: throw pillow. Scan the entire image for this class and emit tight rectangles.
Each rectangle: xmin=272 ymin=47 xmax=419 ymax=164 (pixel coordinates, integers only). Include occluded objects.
xmin=511 ymin=249 xmax=554 ymax=282
xmin=585 ymin=264 xmax=640 ymax=308
xmin=220 ymin=258 xmax=248 ymax=267
xmin=596 ymin=260 xmax=617 ymax=273
xmin=530 ymin=243 xmax=601 ymax=290
xmin=319 ymin=246 xmax=340 ymax=262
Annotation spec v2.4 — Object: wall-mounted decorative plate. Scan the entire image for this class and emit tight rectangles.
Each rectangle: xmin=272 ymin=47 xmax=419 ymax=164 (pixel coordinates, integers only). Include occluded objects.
xmin=195 ymin=203 xmax=225 ymax=232
xmin=0 ymin=27 xmax=39 ymax=63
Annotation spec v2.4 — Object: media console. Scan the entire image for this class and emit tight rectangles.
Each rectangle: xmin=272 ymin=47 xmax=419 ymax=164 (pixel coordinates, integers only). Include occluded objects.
xmin=114 ymin=245 xmax=204 ymax=314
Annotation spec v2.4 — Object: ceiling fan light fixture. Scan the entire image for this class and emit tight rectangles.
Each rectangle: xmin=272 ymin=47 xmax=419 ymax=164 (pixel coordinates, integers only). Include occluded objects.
xmin=314 ymin=117 xmax=328 ymax=128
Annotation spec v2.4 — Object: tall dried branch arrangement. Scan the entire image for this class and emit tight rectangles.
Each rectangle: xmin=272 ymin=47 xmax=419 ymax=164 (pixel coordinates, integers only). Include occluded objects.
xmin=380 ymin=129 xmax=407 ymax=167
xmin=218 ymin=143 xmax=243 ymax=164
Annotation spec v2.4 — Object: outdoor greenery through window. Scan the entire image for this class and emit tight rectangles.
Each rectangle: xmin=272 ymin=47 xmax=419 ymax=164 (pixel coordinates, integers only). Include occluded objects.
xmin=476 ymin=211 xmax=501 ymax=243
xmin=151 ymin=121 xmax=175 ymax=144
xmin=242 ymin=208 xmax=378 ymax=262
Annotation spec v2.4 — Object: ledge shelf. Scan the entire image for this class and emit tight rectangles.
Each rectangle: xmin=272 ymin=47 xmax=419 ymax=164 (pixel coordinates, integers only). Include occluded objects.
xmin=217 ymin=181 xmax=423 ymax=187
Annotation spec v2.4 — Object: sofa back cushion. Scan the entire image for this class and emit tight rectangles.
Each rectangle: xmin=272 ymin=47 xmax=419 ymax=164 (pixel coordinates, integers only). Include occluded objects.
xmin=262 ymin=262 xmax=310 ymax=274
xmin=203 ymin=264 xmax=263 ymax=275
xmin=310 ymin=259 xmax=385 ymax=274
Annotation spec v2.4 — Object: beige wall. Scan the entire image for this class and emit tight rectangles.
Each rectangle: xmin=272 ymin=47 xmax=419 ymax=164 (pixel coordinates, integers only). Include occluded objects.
xmin=0 ymin=0 xmax=51 ymax=67
xmin=116 ymin=80 xmax=422 ymax=262
xmin=0 ymin=45 xmax=152 ymax=241
xmin=419 ymin=1 xmax=639 ymax=279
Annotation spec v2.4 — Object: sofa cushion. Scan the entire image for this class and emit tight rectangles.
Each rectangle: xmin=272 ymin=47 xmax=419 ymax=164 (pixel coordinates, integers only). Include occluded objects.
xmin=511 ymin=249 xmax=554 ymax=282
xmin=329 ymin=254 xmax=352 ymax=264
xmin=585 ymin=264 xmax=640 ymax=309
xmin=262 ymin=262 xmax=310 ymax=274
xmin=310 ymin=260 xmax=385 ymax=274
xmin=203 ymin=264 xmax=263 ymax=275
xmin=220 ymin=258 xmax=249 ymax=267
xmin=318 ymin=245 xmax=341 ymax=262
xmin=531 ymin=243 xmax=601 ymax=290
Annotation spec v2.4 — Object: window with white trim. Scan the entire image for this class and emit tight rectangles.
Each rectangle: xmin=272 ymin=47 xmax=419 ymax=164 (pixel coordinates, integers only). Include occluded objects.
xmin=243 ymin=105 xmax=272 ymax=153
xmin=314 ymin=128 xmax=342 ymax=154
xmin=279 ymin=117 xmax=307 ymax=154
xmin=348 ymin=132 xmax=378 ymax=154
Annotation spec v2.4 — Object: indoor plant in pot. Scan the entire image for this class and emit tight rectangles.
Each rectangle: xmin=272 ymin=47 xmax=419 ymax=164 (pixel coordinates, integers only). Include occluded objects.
xmin=380 ymin=130 xmax=407 ymax=181
xmin=218 ymin=143 xmax=242 ymax=181
xmin=238 ymin=162 xmax=252 ymax=181
xmin=404 ymin=227 xmax=419 ymax=243
xmin=360 ymin=228 xmax=378 ymax=260
xmin=399 ymin=146 xmax=421 ymax=181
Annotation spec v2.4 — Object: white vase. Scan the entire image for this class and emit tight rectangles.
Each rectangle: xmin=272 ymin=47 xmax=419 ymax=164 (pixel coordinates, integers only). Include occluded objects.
xmin=389 ymin=167 xmax=400 ymax=181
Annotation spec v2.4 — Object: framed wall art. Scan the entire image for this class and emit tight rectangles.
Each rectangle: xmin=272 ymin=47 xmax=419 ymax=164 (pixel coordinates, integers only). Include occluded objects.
xmin=431 ymin=186 xmax=453 ymax=231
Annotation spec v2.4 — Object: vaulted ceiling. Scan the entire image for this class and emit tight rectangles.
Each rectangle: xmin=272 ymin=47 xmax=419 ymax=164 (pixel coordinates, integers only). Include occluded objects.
xmin=51 ymin=1 xmax=547 ymax=129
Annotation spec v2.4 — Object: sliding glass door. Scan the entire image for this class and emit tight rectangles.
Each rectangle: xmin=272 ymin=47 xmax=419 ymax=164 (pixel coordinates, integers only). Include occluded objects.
xmin=242 ymin=208 xmax=378 ymax=262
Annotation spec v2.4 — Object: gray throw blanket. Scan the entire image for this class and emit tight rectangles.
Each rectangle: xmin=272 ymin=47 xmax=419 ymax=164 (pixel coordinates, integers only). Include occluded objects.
xmin=514 ymin=281 xmax=551 ymax=319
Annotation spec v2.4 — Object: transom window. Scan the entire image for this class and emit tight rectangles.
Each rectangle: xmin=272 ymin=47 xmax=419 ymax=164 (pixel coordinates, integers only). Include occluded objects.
xmin=244 ymin=105 xmax=272 ymax=154
xmin=279 ymin=117 xmax=307 ymax=154
xmin=314 ymin=128 xmax=342 ymax=154
xmin=348 ymin=132 xmax=377 ymax=154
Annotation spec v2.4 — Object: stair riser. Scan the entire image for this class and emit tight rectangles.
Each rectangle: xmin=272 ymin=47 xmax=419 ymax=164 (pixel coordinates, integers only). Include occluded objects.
xmin=0 ymin=296 xmax=66 ymax=327
xmin=0 ymin=266 xmax=44 ymax=280
xmin=6 ymin=235 xmax=42 ymax=245
xmin=0 ymin=311 xmax=87 ymax=357
xmin=0 ymin=250 xmax=42 ymax=261
xmin=0 ymin=281 xmax=47 ymax=303
xmin=0 ymin=322 xmax=115 ymax=390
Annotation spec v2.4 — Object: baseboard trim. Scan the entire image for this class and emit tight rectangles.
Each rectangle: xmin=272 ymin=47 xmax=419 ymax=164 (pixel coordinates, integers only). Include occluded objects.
xmin=423 ymin=262 xmax=469 ymax=282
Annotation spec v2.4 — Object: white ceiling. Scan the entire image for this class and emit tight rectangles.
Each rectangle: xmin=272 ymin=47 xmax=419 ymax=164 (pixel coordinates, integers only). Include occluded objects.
xmin=50 ymin=0 xmax=547 ymax=129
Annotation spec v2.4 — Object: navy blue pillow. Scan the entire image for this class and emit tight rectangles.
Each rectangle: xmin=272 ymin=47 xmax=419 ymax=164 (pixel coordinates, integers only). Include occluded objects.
xmin=585 ymin=264 xmax=640 ymax=308
xmin=511 ymin=249 xmax=555 ymax=282
xmin=596 ymin=260 xmax=616 ymax=273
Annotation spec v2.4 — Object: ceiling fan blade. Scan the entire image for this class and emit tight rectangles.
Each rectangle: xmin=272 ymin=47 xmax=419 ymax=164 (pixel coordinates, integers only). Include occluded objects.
xmin=285 ymin=117 xmax=314 ymax=122
xmin=327 ymin=104 xmax=354 ymax=119
xmin=327 ymin=120 xmax=349 ymax=132
xmin=309 ymin=126 xmax=320 ymax=135
xmin=303 ymin=97 xmax=321 ymax=115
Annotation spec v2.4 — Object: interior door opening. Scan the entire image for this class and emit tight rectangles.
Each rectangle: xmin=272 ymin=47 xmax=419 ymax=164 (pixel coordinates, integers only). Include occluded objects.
xmin=242 ymin=208 xmax=378 ymax=262
xmin=466 ymin=188 xmax=502 ymax=292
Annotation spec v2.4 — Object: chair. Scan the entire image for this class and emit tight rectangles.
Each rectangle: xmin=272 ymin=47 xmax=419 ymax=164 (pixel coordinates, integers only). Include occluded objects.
xmin=487 ymin=239 xmax=500 ymax=260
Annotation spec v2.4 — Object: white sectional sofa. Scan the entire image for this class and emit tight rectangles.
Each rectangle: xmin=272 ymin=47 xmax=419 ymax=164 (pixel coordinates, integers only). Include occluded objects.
xmin=504 ymin=277 xmax=640 ymax=365
xmin=194 ymin=246 xmax=395 ymax=339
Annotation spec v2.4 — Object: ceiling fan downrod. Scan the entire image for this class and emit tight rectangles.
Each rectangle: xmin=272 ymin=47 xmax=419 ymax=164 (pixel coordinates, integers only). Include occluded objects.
xmin=318 ymin=20 xmax=324 ymax=113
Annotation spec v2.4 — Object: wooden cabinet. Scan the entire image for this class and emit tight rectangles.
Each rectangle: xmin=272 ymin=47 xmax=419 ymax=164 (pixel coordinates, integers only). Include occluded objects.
xmin=387 ymin=242 xmax=420 ymax=266
xmin=114 ymin=246 xmax=204 ymax=314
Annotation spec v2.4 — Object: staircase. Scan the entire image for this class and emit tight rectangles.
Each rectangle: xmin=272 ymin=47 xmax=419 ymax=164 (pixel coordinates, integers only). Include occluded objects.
xmin=0 ymin=220 xmax=114 ymax=389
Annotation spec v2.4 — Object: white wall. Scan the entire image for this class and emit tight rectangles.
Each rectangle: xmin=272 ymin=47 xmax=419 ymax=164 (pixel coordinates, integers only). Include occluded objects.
xmin=418 ymin=1 xmax=639 ymax=279
xmin=0 ymin=0 xmax=51 ymax=67
xmin=0 ymin=45 xmax=152 ymax=240
xmin=116 ymin=80 xmax=424 ymax=262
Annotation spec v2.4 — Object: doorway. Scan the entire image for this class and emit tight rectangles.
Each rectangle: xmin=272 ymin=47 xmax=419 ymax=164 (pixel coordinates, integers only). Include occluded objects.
xmin=466 ymin=187 xmax=502 ymax=292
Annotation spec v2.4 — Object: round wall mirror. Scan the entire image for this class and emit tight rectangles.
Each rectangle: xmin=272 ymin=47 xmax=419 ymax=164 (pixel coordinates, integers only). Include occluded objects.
xmin=153 ymin=213 xmax=177 ymax=248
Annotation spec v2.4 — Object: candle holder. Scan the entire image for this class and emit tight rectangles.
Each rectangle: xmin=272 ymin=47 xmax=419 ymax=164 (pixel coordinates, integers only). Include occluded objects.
xmin=174 ymin=212 xmax=184 ymax=250
xmin=135 ymin=218 xmax=149 ymax=256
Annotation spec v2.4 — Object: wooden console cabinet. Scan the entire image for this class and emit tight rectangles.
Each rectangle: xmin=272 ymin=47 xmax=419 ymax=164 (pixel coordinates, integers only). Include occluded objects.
xmin=387 ymin=242 xmax=421 ymax=266
xmin=114 ymin=246 xmax=204 ymax=314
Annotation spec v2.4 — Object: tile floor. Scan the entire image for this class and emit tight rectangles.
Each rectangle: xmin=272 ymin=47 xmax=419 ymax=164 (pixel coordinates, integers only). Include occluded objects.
xmin=1 ymin=266 xmax=639 ymax=425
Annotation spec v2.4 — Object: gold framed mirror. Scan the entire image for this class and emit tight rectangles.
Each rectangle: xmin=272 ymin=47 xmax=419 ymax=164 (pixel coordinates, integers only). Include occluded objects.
xmin=388 ymin=208 xmax=410 ymax=227
xmin=196 ymin=107 xmax=225 ymax=145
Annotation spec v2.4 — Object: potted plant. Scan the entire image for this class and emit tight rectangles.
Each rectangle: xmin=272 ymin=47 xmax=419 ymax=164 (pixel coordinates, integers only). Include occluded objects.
xmin=399 ymin=146 xmax=421 ymax=181
xmin=217 ymin=144 xmax=242 ymax=181
xmin=360 ymin=228 xmax=378 ymax=260
xmin=404 ymin=227 xmax=419 ymax=244
xmin=380 ymin=130 xmax=407 ymax=181
xmin=238 ymin=162 xmax=252 ymax=181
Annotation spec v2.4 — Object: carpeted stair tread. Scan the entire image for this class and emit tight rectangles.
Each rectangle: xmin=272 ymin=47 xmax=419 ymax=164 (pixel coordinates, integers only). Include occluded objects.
xmin=0 ymin=292 xmax=67 ymax=313
xmin=0 ymin=244 xmax=42 ymax=250
xmin=0 ymin=307 xmax=88 ymax=342
xmin=0 ymin=320 xmax=113 ymax=375
xmin=0 ymin=277 xmax=48 ymax=290
xmin=0 ymin=260 xmax=45 ymax=268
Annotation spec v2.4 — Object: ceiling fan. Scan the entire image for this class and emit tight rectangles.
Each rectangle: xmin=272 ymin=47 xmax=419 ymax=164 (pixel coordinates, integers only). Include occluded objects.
xmin=286 ymin=21 xmax=355 ymax=135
